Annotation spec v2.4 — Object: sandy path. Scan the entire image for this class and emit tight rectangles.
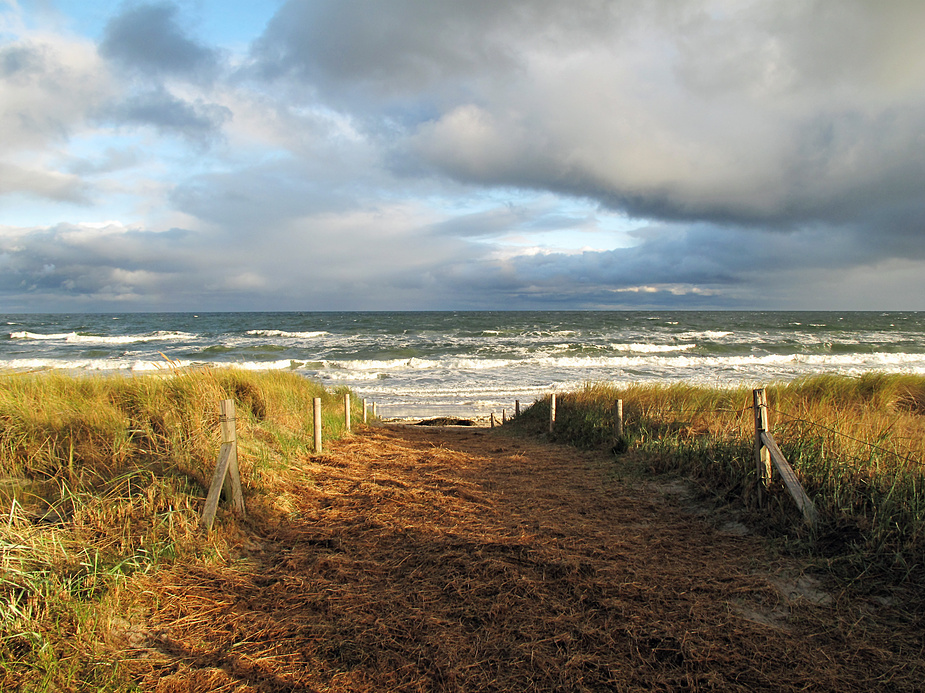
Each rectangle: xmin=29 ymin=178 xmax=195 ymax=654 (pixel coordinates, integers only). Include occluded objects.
xmin=134 ymin=424 xmax=923 ymax=692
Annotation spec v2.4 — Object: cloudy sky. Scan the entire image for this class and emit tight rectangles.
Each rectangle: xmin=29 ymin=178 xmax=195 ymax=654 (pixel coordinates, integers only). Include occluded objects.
xmin=2 ymin=0 xmax=924 ymax=312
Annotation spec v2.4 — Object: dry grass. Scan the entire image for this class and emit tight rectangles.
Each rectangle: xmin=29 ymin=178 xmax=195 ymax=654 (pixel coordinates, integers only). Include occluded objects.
xmin=118 ymin=425 xmax=923 ymax=692
xmin=510 ymin=375 xmax=925 ymax=589
xmin=0 ymin=368 xmax=362 ymax=692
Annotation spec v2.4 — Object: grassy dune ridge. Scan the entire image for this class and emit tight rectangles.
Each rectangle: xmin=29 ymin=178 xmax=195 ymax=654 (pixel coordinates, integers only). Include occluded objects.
xmin=0 ymin=368 xmax=362 ymax=691
xmin=510 ymin=373 xmax=925 ymax=588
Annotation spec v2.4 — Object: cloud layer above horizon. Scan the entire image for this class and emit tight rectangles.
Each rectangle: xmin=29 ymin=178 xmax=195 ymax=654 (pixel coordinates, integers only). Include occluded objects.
xmin=2 ymin=0 xmax=925 ymax=311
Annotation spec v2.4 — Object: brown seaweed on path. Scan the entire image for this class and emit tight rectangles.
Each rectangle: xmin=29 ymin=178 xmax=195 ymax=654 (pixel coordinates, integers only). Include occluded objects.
xmin=128 ymin=425 xmax=924 ymax=692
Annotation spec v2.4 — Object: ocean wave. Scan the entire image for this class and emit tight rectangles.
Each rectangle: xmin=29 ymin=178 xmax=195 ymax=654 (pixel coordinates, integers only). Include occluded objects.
xmin=245 ymin=329 xmax=329 ymax=339
xmin=9 ymin=330 xmax=195 ymax=344
xmin=0 ymin=357 xmax=189 ymax=371
xmin=674 ymin=330 xmax=734 ymax=341
xmin=318 ymin=357 xmax=517 ymax=372
xmin=611 ymin=343 xmax=697 ymax=353
xmin=6 ymin=349 xmax=925 ymax=376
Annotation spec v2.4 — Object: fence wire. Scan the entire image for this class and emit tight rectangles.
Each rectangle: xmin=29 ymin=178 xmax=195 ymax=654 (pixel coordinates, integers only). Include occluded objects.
xmin=624 ymin=397 xmax=921 ymax=467
xmin=766 ymin=404 xmax=921 ymax=468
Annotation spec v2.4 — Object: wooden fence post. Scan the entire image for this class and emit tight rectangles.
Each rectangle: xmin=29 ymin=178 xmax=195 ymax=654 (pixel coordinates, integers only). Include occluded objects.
xmin=613 ymin=399 xmax=624 ymax=439
xmin=753 ymin=389 xmax=772 ymax=498
xmin=344 ymin=393 xmax=351 ymax=433
xmin=313 ymin=397 xmax=323 ymax=453
xmin=202 ymin=399 xmax=245 ymax=530
xmin=549 ymin=394 xmax=556 ymax=433
xmin=363 ymin=399 xmax=368 ymax=424
xmin=612 ymin=398 xmax=628 ymax=453
xmin=752 ymin=388 xmax=818 ymax=527
xmin=515 ymin=400 xmax=520 ymax=418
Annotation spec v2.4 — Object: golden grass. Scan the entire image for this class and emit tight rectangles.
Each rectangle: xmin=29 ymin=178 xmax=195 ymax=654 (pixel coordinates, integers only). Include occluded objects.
xmin=0 ymin=367 xmax=363 ymax=691
xmin=509 ymin=373 xmax=925 ymax=590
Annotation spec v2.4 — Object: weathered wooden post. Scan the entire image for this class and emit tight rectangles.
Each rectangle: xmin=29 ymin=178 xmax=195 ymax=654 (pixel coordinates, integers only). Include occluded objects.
xmin=752 ymin=388 xmax=819 ymax=527
xmin=220 ymin=399 xmax=244 ymax=511
xmin=612 ymin=398 xmax=627 ymax=453
xmin=549 ymin=393 xmax=556 ymax=433
xmin=515 ymin=400 xmax=520 ymax=418
xmin=362 ymin=398 xmax=368 ymax=424
xmin=502 ymin=408 xmax=506 ymax=424
xmin=613 ymin=399 xmax=624 ymax=439
xmin=753 ymin=388 xmax=772 ymax=499
xmin=490 ymin=412 xmax=496 ymax=428
xmin=344 ymin=393 xmax=351 ymax=433
xmin=202 ymin=399 xmax=245 ymax=530
xmin=313 ymin=397 xmax=323 ymax=453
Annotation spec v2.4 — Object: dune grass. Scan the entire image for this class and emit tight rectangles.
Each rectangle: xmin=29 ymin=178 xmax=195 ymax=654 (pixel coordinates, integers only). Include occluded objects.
xmin=0 ymin=367 xmax=365 ymax=692
xmin=507 ymin=373 xmax=925 ymax=592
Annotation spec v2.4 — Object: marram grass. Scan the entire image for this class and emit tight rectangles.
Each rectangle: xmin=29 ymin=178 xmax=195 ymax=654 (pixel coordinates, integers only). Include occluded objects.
xmin=509 ymin=374 xmax=925 ymax=591
xmin=0 ymin=367 xmax=365 ymax=692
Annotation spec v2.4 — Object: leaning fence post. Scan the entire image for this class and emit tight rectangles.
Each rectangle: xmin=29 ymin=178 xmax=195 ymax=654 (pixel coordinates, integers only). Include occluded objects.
xmin=753 ymin=388 xmax=772 ymax=500
xmin=344 ymin=393 xmax=351 ymax=433
xmin=313 ymin=397 xmax=323 ymax=453
xmin=549 ymin=393 xmax=556 ymax=433
xmin=202 ymin=399 xmax=245 ymax=530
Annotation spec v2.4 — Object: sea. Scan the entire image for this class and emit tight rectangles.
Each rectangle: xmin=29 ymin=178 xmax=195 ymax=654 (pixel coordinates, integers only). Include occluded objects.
xmin=3 ymin=311 xmax=925 ymax=419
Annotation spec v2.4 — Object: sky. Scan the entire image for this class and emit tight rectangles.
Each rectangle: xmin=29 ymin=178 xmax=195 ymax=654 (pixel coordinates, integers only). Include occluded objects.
xmin=2 ymin=0 xmax=925 ymax=312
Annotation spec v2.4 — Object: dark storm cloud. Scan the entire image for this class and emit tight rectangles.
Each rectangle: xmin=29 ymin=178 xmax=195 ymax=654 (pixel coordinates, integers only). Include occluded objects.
xmin=104 ymin=86 xmax=231 ymax=142
xmin=100 ymin=2 xmax=220 ymax=81
xmin=253 ymin=1 xmax=925 ymax=234
xmin=424 ymin=205 xmax=590 ymax=239
xmin=0 ymin=224 xmax=203 ymax=306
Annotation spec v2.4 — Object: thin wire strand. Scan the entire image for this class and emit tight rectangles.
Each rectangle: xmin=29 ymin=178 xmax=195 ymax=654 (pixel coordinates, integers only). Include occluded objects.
xmin=767 ymin=405 xmax=920 ymax=467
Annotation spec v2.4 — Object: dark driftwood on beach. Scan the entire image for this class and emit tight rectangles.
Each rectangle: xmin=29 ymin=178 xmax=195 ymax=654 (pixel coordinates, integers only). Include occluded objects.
xmin=414 ymin=417 xmax=476 ymax=426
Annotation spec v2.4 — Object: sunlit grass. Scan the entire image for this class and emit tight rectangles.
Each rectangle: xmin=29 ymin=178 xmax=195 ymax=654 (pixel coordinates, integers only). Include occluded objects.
xmin=509 ymin=373 xmax=925 ymax=590
xmin=0 ymin=367 xmax=366 ymax=691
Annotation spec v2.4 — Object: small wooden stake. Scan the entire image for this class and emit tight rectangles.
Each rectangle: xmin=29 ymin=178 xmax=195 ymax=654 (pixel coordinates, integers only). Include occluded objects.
xmin=549 ymin=394 xmax=556 ymax=433
xmin=344 ymin=393 xmax=351 ymax=433
xmin=313 ymin=397 xmax=322 ymax=453
xmin=219 ymin=399 xmax=244 ymax=512
xmin=202 ymin=399 xmax=245 ymax=530
xmin=202 ymin=443 xmax=234 ymax=531
xmin=515 ymin=400 xmax=520 ymax=417
xmin=362 ymin=399 xmax=368 ymax=424
xmin=613 ymin=399 xmax=624 ymax=439
xmin=753 ymin=389 xmax=772 ymax=496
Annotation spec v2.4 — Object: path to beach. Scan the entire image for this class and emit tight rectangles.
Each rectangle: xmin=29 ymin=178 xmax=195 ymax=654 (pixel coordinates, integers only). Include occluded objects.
xmin=134 ymin=424 xmax=922 ymax=692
